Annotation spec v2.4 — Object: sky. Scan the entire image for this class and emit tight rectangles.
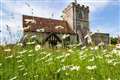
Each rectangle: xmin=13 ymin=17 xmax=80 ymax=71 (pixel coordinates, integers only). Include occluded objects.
xmin=0 ymin=0 xmax=120 ymax=44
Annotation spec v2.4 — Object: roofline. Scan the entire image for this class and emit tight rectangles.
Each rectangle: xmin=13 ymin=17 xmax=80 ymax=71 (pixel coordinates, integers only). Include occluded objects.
xmin=23 ymin=15 xmax=65 ymax=22
xmin=24 ymin=31 xmax=76 ymax=35
xmin=94 ymin=32 xmax=109 ymax=35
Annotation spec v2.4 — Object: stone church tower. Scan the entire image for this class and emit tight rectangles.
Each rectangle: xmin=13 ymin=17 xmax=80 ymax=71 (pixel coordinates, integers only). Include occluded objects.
xmin=63 ymin=2 xmax=89 ymax=44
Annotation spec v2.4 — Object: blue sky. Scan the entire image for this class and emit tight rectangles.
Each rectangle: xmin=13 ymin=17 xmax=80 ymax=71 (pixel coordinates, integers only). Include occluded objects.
xmin=0 ymin=0 xmax=120 ymax=44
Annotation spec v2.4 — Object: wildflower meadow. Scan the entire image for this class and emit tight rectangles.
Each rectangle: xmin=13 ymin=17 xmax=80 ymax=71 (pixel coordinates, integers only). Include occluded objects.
xmin=0 ymin=44 xmax=120 ymax=80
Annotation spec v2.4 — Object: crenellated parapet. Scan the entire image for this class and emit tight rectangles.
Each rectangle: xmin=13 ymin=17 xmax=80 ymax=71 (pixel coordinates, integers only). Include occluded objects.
xmin=63 ymin=2 xmax=90 ymax=44
xmin=81 ymin=5 xmax=89 ymax=12
xmin=63 ymin=2 xmax=89 ymax=13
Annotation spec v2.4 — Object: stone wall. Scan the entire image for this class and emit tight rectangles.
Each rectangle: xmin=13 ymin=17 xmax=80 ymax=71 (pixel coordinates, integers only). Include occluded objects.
xmin=91 ymin=33 xmax=110 ymax=45
xmin=63 ymin=2 xmax=90 ymax=44
xmin=63 ymin=3 xmax=74 ymax=31
xmin=23 ymin=32 xmax=47 ymax=43
xmin=23 ymin=32 xmax=77 ymax=47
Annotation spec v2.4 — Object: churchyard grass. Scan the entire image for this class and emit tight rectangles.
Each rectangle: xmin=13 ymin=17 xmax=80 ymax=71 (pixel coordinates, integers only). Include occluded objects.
xmin=0 ymin=44 xmax=120 ymax=80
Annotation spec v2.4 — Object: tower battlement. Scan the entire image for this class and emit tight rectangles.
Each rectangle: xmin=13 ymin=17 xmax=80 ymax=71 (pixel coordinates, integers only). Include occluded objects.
xmin=63 ymin=2 xmax=89 ymax=13
xmin=81 ymin=5 xmax=89 ymax=12
xmin=63 ymin=2 xmax=90 ymax=44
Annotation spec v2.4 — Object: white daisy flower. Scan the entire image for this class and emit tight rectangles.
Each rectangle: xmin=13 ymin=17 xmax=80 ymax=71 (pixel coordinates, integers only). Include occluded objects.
xmin=4 ymin=48 xmax=11 ymax=52
xmin=112 ymin=49 xmax=117 ymax=53
xmin=55 ymin=25 xmax=64 ymax=29
xmin=59 ymin=65 xmax=80 ymax=71
xmin=107 ymin=78 xmax=111 ymax=80
xmin=61 ymin=58 xmax=65 ymax=62
xmin=56 ymin=68 xmax=61 ymax=73
xmin=19 ymin=67 xmax=25 ymax=71
xmin=70 ymin=66 xmax=80 ymax=71
xmin=62 ymin=34 xmax=70 ymax=39
xmin=28 ymin=54 xmax=35 ymax=57
xmin=18 ymin=65 xmax=24 ymax=68
xmin=17 ymin=60 xmax=23 ymax=63
xmin=40 ymin=53 xmax=51 ymax=60
xmin=64 ymin=53 xmax=70 ymax=57
xmin=96 ymin=55 xmax=103 ymax=59
xmin=45 ymin=58 xmax=53 ymax=63
xmin=0 ymin=63 xmax=2 ymax=67
xmin=9 ymin=76 xmax=17 ymax=80
xmin=104 ymin=54 xmax=112 ymax=58
xmin=113 ymin=62 xmax=120 ymax=66
xmin=94 ymin=46 xmax=99 ymax=50
xmin=18 ymin=50 xmax=27 ymax=54
xmin=67 ymin=49 xmax=74 ymax=53
xmin=36 ymin=28 xmax=45 ymax=32
xmin=5 ymin=55 xmax=13 ymax=59
xmin=30 ymin=35 xmax=37 ymax=39
xmin=34 ymin=75 xmax=39 ymax=78
xmin=35 ymin=45 xmax=41 ymax=51
xmin=16 ymin=55 xmax=23 ymax=59
xmin=23 ymin=72 xmax=28 ymax=76
xmin=17 ymin=43 xmax=23 ymax=46
xmin=86 ymin=65 xmax=97 ymax=70
xmin=107 ymin=59 xmax=115 ymax=64
xmin=56 ymin=55 xmax=64 ymax=59
xmin=26 ymin=41 xmax=35 ymax=45
xmin=81 ymin=46 xmax=86 ymax=50
xmin=24 ymin=19 xmax=36 ymax=24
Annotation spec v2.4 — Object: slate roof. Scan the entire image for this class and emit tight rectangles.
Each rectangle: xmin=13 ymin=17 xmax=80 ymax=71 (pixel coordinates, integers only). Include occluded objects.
xmin=23 ymin=15 xmax=75 ymax=34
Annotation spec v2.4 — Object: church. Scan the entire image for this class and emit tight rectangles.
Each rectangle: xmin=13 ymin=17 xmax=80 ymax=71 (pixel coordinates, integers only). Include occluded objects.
xmin=22 ymin=2 xmax=110 ymax=47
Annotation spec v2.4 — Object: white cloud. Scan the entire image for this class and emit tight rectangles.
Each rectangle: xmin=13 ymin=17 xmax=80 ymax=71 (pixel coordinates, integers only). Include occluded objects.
xmin=0 ymin=10 xmax=5 ymax=17
xmin=14 ymin=6 xmax=31 ymax=15
xmin=1 ymin=0 xmax=110 ymax=18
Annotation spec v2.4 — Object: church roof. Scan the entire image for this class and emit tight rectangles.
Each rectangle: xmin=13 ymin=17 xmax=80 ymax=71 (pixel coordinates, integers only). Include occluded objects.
xmin=23 ymin=15 xmax=75 ymax=34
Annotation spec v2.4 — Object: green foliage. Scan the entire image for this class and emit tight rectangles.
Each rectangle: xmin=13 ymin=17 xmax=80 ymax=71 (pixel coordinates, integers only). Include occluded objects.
xmin=0 ymin=44 xmax=120 ymax=80
xmin=111 ymin=37 xmax=118 ymax=45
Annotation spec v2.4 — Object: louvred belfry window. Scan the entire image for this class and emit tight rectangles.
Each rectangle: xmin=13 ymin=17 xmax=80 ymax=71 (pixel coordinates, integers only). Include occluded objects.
xmin=79 ymin=10 xmax=84 ymax=19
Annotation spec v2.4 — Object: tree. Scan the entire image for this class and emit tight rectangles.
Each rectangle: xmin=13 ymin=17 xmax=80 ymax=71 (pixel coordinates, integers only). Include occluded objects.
xmin=111 ymin=37 xmax=118 ymax=45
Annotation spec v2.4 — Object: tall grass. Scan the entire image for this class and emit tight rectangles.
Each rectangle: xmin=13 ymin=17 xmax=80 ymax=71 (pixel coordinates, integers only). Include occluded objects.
xmin=0 ymin=44 xmax=120 ymax=80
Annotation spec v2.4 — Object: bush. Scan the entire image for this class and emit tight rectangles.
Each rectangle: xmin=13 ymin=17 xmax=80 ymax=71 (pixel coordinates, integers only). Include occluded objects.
xmin=111 ymin=37 xmax=118 ymax=45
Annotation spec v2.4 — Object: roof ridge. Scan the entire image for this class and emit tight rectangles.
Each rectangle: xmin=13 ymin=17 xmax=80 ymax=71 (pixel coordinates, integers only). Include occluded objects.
xmin=23 ymin=15 xmax=66 ymax=22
